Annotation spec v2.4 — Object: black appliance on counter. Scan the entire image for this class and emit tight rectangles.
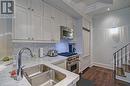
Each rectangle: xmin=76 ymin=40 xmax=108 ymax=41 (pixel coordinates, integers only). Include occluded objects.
xmin=69 ymin=44 xmax=76 ymax=53
xmin=58 ymin=52 xmax=77 ymax=57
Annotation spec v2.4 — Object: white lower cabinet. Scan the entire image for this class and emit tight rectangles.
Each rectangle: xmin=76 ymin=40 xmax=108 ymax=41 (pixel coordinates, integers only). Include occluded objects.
xmin=53 ymin=60 xmax=66 ymax=69
xmin=80 ymin=56 xmax=91 ymax=72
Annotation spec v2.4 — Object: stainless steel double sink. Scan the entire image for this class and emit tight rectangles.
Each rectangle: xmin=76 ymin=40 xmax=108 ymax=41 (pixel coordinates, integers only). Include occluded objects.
xmin=23 ymin=64 xmax=66 ymax=86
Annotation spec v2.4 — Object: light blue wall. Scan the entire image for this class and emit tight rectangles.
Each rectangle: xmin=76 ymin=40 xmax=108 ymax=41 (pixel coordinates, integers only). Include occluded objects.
xmin=55 ymin=39 xmax=69 ymax=53
xmin=92 ymin=7 xmax=130 ymax=69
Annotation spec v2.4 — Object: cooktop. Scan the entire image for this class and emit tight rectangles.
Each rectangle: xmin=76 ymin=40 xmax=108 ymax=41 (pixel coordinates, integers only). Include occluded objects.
xmin=58 ymin=52 xmax=77 ymax=57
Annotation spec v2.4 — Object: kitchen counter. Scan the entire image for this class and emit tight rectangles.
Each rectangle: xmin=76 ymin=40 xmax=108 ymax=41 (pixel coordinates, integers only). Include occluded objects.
xmin=0 ymin=56 xmax=79 ymax=86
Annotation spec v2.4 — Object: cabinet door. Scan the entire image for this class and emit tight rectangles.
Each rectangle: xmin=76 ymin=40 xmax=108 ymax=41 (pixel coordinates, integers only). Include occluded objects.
xmin=80 ymin=56 xmax=90 ymax=71
xmin=43 ymin=3 xmax=60 ymax=42
xmin=82 ymin=29 xmax=90 ymax=57
xmin=53 ymin=60 xmax=66 ymax=69
xmin=13 ymin=6 xmax=29 ymax=40
xmin=31 ymin=14 xmax=42 ymax=40
xmin=43 ymin=17 xmax=52 ymax=41
xmin=51 ymin=18 xmax=60 ymax=42
xmin=31 ymin=0 xmax=43 ymax=16
xmin=43 ymin=2 xmax=52 ymax=18
xmin=44 ymin=2 xmax=56 ymax=18
xmin=67 ymin=16 xmax=73 ymax=29
xmin=51 ymin=8 xmax=60 ymax=42
xmin=58 ymin=11 xmax=67 ymax=26
xmin=55 ymin=9 xmax=61 ymax=27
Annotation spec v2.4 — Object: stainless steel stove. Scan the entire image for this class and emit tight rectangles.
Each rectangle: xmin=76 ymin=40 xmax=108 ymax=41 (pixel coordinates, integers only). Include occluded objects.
xmin=59 ymin=52 xmax=79 ymax=74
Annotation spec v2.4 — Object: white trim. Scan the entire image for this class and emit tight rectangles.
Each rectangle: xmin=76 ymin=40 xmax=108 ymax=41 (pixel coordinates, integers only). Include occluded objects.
xmin=116 ymin=75 xmax=130 ymax=83
xmin=92 ymin=62 xmax=114 ymax=70
xmin=12 ymin=39 xmax=58 ymax=43
xmin=90 ymin=28 xmax=93 ymax=67
xmin=0 ymin=32 xmax=12 ymax=37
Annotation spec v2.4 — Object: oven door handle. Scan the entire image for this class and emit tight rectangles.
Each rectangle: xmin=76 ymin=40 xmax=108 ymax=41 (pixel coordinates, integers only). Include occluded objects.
xmin=67 ymin=62 xmax=79 ymax=67
xmin=67 ymin=61 xmax=79 ymax=64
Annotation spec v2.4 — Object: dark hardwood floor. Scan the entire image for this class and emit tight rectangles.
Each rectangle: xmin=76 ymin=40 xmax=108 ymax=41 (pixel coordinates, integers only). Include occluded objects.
xmin=82 ymin=66 xmax=130 ymax=86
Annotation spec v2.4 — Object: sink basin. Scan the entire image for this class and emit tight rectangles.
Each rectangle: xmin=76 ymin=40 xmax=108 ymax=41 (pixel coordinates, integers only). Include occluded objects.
xmin=23 ymin=64 xmax=66 ymax=86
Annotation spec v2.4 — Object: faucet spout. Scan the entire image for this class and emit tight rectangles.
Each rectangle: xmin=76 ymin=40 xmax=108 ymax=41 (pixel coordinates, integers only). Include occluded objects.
xmin=16 ymin=47 xmax=33 ymax=81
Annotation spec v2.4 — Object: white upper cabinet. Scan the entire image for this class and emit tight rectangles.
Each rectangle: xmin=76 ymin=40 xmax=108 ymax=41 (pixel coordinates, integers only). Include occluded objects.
xmin=67 ymin=16 xmax=73 ymax=29
xmin=51 ymin=17 xmax=60 ymax=42
xmin=43 ymin=17 xmax=52 ymax=41
xmin=13 ymin=0 xmax=43 ymax=41
xmin=53 ymin=9 xmax=61 ymax=41
xmin=43 ymin=3 xmax=52 ymax=18
xmin=31 ymin=0 xmax=43 ymax=16
xmin=43 ymin=3 xmax=60 ymax=42
xmin=59 ymin=12 xmax=67 ymax=26
xmin=30 ymin=0 xmax=43 ymax=41
xmin=31 ymin=14 xmax=42 ymax=40
xmin=43 ymin=3 xmax=53 ymax=41
xmin=51 ymin=7 xmax=60 ymax=42
xmin=13 ymin=6 xmax=29 ymax=40
xmin=13 ymin=1 xmax=75 ymax=43
xmin=55 ymin=9 xmax=62 ymax=27
xmin=57 ymin=11 xmax=74 ymax=29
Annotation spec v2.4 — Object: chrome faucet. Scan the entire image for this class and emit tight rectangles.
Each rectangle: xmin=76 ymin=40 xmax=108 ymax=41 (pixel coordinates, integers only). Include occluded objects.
xmin=16 ymin=47 xmax=33 ymax=81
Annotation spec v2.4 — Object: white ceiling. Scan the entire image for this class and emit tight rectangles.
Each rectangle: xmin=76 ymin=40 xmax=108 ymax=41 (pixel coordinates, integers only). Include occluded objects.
xmin=43 ymin=0 xmax=82 ymax=18
xmin=43 ymin=0 xmax=130 ymax=18
xmin=64 ymin=0 xmax=130 ymax=16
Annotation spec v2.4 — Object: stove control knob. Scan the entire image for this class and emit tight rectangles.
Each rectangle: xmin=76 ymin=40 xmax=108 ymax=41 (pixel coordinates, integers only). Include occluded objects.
xmin=68 ymin=62 xmax=71 ymax=64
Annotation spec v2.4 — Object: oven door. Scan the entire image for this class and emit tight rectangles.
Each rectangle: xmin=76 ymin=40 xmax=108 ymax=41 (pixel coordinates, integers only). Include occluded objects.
xmin=67 ymin=61 xmax=79 ymax=73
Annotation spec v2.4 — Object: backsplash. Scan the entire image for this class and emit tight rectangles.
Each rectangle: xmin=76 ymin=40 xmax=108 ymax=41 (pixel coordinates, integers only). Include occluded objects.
xmin=13 ymin=43 xmax=56 ymax=58
xmin=13 ymin=39 xmax=70 ymax=59
xmin=56 ymin=39 xmax=69 ymax=53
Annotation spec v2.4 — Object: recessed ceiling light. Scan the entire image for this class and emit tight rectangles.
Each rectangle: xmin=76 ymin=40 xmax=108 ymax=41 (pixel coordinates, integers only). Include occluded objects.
xmin=107 ymin=8 xmax=110 ymax=11
xmin=110 ymin=28 xmax=119 ymax=35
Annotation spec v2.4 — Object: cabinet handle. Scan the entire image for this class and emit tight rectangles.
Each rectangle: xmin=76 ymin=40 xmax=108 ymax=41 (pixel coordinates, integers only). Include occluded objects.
xmin=51 ymin=16 xmax=55 ymax=20
xmin=28 ymin=8 xmax=31 ymax=10
xmin=28 ymin=37 xmax=30 ymax=40
xmin=52 ymin=39 xmax=55 ymax=42
xmin=32 ymin=9 xmax=34 ymax=11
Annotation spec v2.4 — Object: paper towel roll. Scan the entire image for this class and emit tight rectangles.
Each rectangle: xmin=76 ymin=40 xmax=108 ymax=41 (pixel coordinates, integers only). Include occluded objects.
xmin=39 ymin=48 xmax=43 ymax=57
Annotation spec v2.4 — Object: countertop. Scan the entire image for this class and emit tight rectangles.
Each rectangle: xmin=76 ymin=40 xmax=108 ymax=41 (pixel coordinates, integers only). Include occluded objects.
xmin=0 ymin=56 xmax=79 ymax=86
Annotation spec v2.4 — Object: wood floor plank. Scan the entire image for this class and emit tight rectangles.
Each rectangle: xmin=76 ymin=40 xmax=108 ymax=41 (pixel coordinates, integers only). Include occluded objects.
xmin=82 ymin=66 xmax=130 ymax=86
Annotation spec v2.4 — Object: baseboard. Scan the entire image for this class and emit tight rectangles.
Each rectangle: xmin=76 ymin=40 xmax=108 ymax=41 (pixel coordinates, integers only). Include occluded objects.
xmin=116 ymin=75 xmax=130 ymax=83
xmin=92 ymin=62 xmax=114 ymax=70
xmin=79 ymin=67 xmax=90 ymax=74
